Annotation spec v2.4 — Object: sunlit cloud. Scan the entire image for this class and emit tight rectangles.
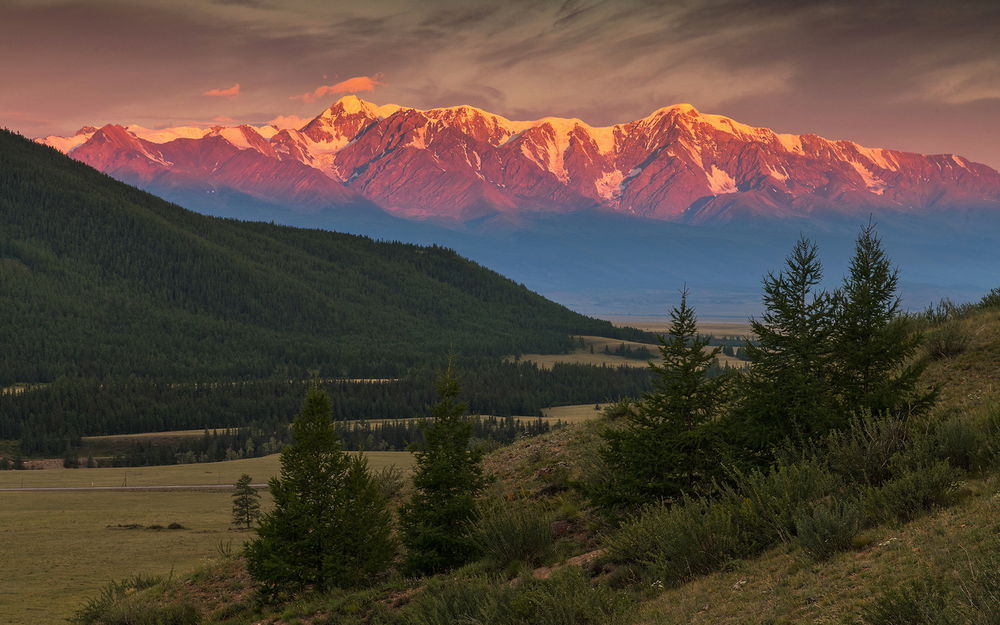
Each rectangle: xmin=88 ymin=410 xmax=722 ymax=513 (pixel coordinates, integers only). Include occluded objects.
xmin=266 ymin=114 xmax=310 ymax=129
xmin=297 ymin=75 xmax=382 ymax=103
xmin=212 ymin=115 xmax=235 ymax=123
xmin=203 ymin=83 xmax=241 ymax=97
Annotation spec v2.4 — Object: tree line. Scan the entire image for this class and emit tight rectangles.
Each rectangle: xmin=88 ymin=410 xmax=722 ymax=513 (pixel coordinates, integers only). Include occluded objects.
xmin=2 ymin=359 xmax=650 ymax=456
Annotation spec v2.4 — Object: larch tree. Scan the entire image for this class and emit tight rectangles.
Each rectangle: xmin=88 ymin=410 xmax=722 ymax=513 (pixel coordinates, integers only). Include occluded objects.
xmin=596 ymin=287 xmax=726 ymax=509
xmin=244 ymin=386 xmax=395 ymax=598
xmin=399 ymin=364 xmax=487 ymax=575
xmin=831 ymin=222 xmax=933 ymax=416
xmin=734 ymin=237 xmax=840 ymax=456
xmin=231 ymin=473 xmax=261 ymax=529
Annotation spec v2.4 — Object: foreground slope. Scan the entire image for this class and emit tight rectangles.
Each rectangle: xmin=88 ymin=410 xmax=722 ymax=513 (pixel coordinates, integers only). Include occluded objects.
xmin=66 ymin=304 xmax=1000 ymax=625
xmin=0 ymin=129 xmax=632 ymax=384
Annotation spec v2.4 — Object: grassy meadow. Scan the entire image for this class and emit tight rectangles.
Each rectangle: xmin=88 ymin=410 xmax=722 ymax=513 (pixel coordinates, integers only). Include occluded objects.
xmin=518 ymin=334 xmax=747 ymax=370
xmin=0 ymin=452 xmax=414 ymax=625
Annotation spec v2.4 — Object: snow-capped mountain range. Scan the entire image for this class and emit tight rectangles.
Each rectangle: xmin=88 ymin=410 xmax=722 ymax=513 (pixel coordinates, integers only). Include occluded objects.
xmin=38 ymin=95 xmax=1000 ymax=224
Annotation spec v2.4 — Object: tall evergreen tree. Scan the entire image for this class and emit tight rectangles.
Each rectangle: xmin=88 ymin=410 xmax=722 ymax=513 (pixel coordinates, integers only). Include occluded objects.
xmin=595 ymin=288 xmax=726 ymax=509
xmin=244 ymin=387 xmax=395 ymax=598
xmin=734 ymin=237 xmax=839 ymax=455
xmin=831 ymin=222 xmax=933 ymax=415
xmin=231 ymin=473 xmax=261 ymax=529
xmin=399 ymin=364 xmax=487 ymax=575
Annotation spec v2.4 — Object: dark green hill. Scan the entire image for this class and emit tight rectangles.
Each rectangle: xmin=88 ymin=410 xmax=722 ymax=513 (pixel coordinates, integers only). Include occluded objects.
xmin=0 ymin=129 xmax=640 ymax=384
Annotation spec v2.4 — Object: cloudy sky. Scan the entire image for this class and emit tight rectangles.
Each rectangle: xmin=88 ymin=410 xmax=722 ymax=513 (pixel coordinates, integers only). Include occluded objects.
xmin=3 ymin=0 xmax=999 ymax=167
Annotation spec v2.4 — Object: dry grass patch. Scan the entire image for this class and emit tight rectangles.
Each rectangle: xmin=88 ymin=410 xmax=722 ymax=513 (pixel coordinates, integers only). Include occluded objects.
xmin=0 ymin=489 xmax=260 ymax=625
xmin=0 ymin=451 xmax=414 ymax=489
xmin=634 ymin=477 xmax=1000 ymax=625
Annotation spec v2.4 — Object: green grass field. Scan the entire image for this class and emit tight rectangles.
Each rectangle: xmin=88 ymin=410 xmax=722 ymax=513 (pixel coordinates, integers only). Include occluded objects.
xmin=518 ymin=335 xmax=747 ymax=370
xmin=0 ymin=452 xmax=414 ymax=625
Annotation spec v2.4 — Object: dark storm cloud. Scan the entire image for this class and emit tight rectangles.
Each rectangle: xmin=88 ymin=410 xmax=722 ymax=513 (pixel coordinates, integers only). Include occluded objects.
xmin=2 ymin=0 xmax=998 ymax=167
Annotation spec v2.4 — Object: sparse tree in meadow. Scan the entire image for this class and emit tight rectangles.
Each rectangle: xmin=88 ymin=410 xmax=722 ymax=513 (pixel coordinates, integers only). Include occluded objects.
xmin=594 ymin=287 xmax=726 ymax=509
xmin=244 ymin=387 xmax=395 ymax=597
xmin=231 ymin=473 xmax=261 ymax=529
xmin=399 ymin=364 xmax=487 ymax=575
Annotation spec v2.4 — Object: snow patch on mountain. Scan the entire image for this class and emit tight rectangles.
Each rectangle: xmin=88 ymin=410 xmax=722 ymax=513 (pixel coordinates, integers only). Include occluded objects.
xmin=595 ymin=169 xmax=624 ymax=200
xmin=706 ymin=165 xmax=738 ymax=194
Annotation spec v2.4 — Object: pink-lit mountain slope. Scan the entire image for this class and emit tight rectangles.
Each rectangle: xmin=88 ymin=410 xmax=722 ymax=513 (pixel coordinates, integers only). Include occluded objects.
xmin=38 ymin=96 xmax=1000 ymax=223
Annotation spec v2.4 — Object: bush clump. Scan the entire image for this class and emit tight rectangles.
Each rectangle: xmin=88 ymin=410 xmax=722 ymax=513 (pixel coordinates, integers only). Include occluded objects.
xmin=794 ymin=499 xmax=862 ymax=561
xmin=394 ymin=568 xmax=631 ymax=625
xmin=925 ymin=322 xmax=970 ymax=360
xmin=864 ymin=460 xmax=957 ymax=523
xmin=72 ymin=575 xmax=199 ymax=625
xmin=472 ymin=497 xmax=555 ymax=570
xmin=606 ymin=460 xmax=841 ymax=586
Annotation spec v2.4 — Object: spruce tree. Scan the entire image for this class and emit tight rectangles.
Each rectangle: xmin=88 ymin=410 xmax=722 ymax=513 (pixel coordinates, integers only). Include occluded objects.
xmin=831 ymin=222 xmax=933 ymax=415
xmin=244 ymin=387 xmax=395 ymax=597
xmin=231 ymin=473 xmax=261 ymax=529
xmin=399 ymin=365 xmax=487 ymax=575
xmin=734 ymin=237 xmax=839 ymax=455
xmin=595 ymin=288 xmax=725 ymax=508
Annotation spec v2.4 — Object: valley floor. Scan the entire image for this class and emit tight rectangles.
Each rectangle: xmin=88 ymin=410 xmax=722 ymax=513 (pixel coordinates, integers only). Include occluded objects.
xmin=0 ymin=453 xmax=414 ymax=625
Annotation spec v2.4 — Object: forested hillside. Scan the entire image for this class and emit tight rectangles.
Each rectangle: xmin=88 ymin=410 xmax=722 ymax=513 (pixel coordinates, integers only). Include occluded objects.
xmin=0 ymin=129 xmax=641 ymax=384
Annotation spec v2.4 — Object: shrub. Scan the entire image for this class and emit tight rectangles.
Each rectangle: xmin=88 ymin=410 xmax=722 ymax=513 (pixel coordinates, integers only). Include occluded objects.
xmin=472 ymin=497 xmax=554 ymax=569
xmin=502 ymin=568 xmax=633 ymax=625
xmin=602 ymin=398 xmax=637 ymax=421
xmin=394 ymin=569 xmax=631 ymax=625
xmin=73 ymin=575 xmax=163 ymax=625
xmin=794 ymin=499 xmax=862 ymax=561
xmin=395 ymin=576 xmax=499 ymax=625
xmin=72 ymin=575 xmax=198 ymax=625
xmin=865 ymin=461 xmax=957 ymax=523
xmin=604 ymin=496 xmax=746 ymax=586
xmin=926 ymin=322 xmax=970 ymax=360
xmin=862 ymin=577 xmax=955 ymax=625
xmin=720 ymin=460 xmax=842 ymax=546
xmin=373 ymin=464 xmax=405 ymax=500
xmin=816 ymin=412 xmax=910 ymax=486
xmin=978 ymin=287 xmax=1000 ymax=309
xmin=606 ymin=459 xmax=841 ymax=586
xmin=931 ymin=415 xmax=988 ymax=471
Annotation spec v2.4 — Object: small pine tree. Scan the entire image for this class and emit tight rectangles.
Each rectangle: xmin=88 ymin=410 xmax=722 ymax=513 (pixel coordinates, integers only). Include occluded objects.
xmin=595 ymin=287 xmax=726 ymax=508
xmin=399 ymin=365 xmax=487 ymax=575
xmin=733 ymin=237 xmax=839 ymax=456
xmin=231 ymin=473 xmax=261 ymax=529
xmin=831 ymin=222 xmax=934 ymax=416
xmin=244 ymin=387 xmax=395 ymax=597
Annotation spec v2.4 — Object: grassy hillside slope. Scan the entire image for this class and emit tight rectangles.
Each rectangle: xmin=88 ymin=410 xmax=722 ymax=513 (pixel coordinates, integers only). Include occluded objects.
xmin=63 ymin=303 xmax=1000 ymax=625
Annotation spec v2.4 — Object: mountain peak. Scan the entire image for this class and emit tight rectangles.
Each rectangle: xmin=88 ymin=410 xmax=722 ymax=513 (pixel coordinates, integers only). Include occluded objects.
xmin=35 ymin=98 xmax=1000 ymax=224
xmin=325 ymin=95 xmax=404 ymax=119
xmin=646 ymin=103 xmax=701 ymax=119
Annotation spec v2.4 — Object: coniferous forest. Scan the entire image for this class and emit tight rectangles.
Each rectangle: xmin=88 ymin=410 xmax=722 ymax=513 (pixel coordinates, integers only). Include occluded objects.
xmin=0 ymin=129 xmax=652 ymax=455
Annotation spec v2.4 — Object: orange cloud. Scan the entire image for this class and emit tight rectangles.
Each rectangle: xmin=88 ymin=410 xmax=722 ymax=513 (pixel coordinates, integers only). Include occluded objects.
xmin=267 ymin=114 xmax=311 ymax=130
xmin=203 ymin=83 xmax=241 ymax=97
xmin=298 ymin=75 xmax=382 ymax=102
xmin=212 ymin=115 xmax=235 ymax=123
